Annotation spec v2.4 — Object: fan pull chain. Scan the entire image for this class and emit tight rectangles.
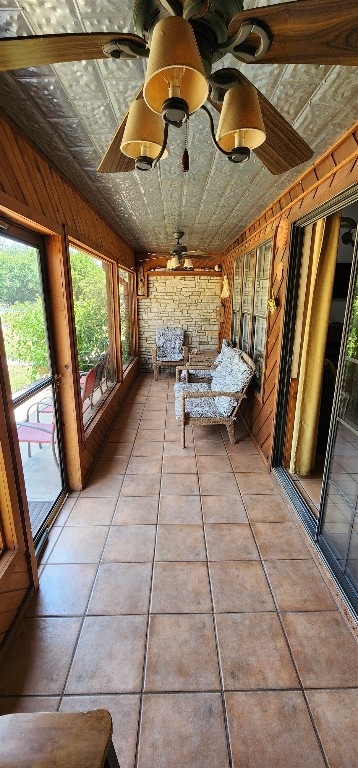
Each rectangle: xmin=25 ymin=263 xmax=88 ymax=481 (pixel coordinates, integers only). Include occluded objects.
xmin=181 ymin=121 xmax=189 ymax=173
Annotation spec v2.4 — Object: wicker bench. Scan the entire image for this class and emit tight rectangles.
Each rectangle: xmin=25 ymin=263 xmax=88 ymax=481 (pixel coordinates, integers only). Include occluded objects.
xmin=174 ymin=349 xmax=255 ymax=447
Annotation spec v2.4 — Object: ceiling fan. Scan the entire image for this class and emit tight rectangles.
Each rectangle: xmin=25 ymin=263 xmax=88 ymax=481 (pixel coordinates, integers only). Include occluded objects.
xmin=148 ymin=230 xmax=214 ymax=269
xmin=0 ymin=0 xmax=357 ymax=176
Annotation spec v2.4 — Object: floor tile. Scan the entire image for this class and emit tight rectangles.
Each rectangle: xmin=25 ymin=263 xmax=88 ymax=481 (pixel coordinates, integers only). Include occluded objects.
xmin=60 ymin=694 xmax=141 ymax=768
xmin=102 ymin=525 xmax=156 ymax=562
xmin=25 ymin=563 xmax=97 ymax=616
xmin=139 ymin=418 xmax=166 ymax=429
xmin=88 ymin=562 xmax=152 ymax=614
xmin=46 ymin=526 xmax=108 ymax=564
xmin=155 ymin=524 xmax=206 ymax=561
xmin=281 ymin=611 xmax=358 ymax=688
xmin=80 ymin=474 xmax=124 ymax=497
xmin=205 ymin=523 xmax=259 ymax=560
xmin=158 ymin=495 xmax=202 ymax=523
xmin=306 ymin=688 xmax=358 ymax=768
xmin=199 ymin=472 xmax=239 ymax=496
xmin=113 ymin=496 xmax=159 ymax=524
xmin=225 ymin=440 xmax=259 ymax=455
xmin=210 ymin=561 xmax=275 ymax=612
xmin=138 ymin=693 xmax=230 ymax=768
xmin=162 ymin=455 xmax=198 ymax=473
xmin=229 ymin=453 xmax=266 ymax=472
xmin=216 ymin=613 xmax=299 ymax=690
xmin=66 ymin=496 xmax=117 ymax=526
xmin=136 ymin=428 xmax=165 ymax=441
xmin=265 ymin=559 xmax=337 ymax=612
xmin=121 ymin=474 xmax=161 ymax=496
xmin=196 ymin=455 xmax=233 ymax=473
xmin=160 ymin=473 xmax=199 ymax=495
xmin=235 ymin=471 xmax=279 ymax=494
xmin=243 ymin=493 xmax=292 ymax=522
xmin=0 ymin=697 xmax=60 ymax=714
xmin=0 ymin=618 xmax=81 ymax=695
xmin=132 ymin=441 xmax=164 ymax=456
xmin=226 ymin=691 xmax=326 ymax=767
xmin=252 ymin=522 xmax=310 ymax=559
xmin=151 ymin=562 xmax=212 ymax=613
xmin=126 ymin=456 xmax=163 ymax=475
xmin=194 ymin=440 xmax=227 ymax=455
xmin=91 ymin=456 xmax=130 ymax=476
xmin=163 ymin=441 xmax=195 ymax=455
xmin=65 ymin=615 xmax=147 ymax=693
xmin=145 ymin=614 xmax=220 ymax=691
xmin=201 ymin=495 xmax=248 ymax=523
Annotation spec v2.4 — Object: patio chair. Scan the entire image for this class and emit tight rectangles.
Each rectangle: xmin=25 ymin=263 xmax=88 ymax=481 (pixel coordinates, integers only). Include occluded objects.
xmin=16 ymin=419 xmax=59 ymax=468
xmin=151 ymin=327 xmax=189 ymax=381
xmin=174 ymin=350 xmax=255 ymax=447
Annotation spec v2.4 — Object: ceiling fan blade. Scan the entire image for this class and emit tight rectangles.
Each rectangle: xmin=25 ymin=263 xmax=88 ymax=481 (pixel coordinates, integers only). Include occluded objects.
xmin=98 ymin=88 xmax=144 ymax=173
xmin=228 ymin=0 xmax=358 ymax=66
xmin=0 ymin=32 xmax=147 ymax=71
xmin=208 ymin=71 xmax=313 ymax=175
xmin=253 ymin=95 xmax=313 ymax=175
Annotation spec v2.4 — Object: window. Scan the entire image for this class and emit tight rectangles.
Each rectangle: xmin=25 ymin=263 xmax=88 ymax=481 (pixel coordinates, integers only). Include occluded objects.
xmin=235 ymin=238 xmax=272 ymax=391
xmin=119 ymin=268 xmax=134 ymax=369
xmin=69 ymin=246 xmax=115 ymax=423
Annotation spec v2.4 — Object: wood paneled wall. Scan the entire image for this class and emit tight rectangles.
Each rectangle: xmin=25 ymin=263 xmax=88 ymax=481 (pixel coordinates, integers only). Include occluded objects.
xmin=0 ymin=113 xmax=134 ymax=268
xmin=0 ymin=111 xmax=137 ymax=650
xmin=220 ymin=123 xmax=358 ymax=466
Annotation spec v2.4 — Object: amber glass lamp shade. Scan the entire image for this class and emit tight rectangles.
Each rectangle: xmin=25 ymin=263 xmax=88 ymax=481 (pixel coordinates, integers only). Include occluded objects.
xmin=143 ymin=16 xmax=208 ymax=116
xmin=216 ymin=82 xmax=266 ymax=152
xmin=121 ymin=98 xmax=168 ymax=162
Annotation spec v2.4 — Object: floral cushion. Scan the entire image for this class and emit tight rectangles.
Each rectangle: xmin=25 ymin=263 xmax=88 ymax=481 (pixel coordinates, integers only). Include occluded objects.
xmin=174 ymin=382 xmax=209 ymax=419
xmin=211 ymin=353 xmax=253 ymax=416
xmin=175 ymin=391 xmax=220 ymax=419
xmin=156 ymin=327 xmax=185 ymax=361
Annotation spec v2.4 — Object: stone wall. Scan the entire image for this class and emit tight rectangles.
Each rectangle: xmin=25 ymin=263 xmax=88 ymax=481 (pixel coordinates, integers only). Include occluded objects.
xmin=138 ymin=274 xmax=222 ymax=370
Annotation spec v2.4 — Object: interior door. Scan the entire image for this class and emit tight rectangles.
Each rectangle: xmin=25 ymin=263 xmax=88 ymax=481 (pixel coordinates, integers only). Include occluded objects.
xmin=0 ymin=225 xmax=66 ymax=549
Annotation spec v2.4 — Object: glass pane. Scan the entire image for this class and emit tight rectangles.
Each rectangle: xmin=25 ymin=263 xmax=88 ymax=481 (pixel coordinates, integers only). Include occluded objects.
xmin=232 ymin=258 xmax=242 ymax=347
xmin=119 ymin=268 xmax=133 ymax=368
xmin=320 ymin=258 xmax=358 ymax=594
xmin=0 ymin=237 xmax=50 ymax=396
xmin=254 ymin=240 xmax=271 ymax=316
xmin=253 ymin=316 xmax=267 ymax=386
xmin=69 ymin=246 xmax=113 ymax=424
xmin=241 ymin=251 xmax=255 ymax=314
xmin=0 ymin=233 xmax=63 ymax=541
xmin=241 ymin=314 xmax=251 ymax=353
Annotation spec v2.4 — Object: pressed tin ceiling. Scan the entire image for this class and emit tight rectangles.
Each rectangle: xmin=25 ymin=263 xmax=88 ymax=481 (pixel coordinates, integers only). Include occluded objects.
xmin=0 ymin=0 xmax=357 ymax=258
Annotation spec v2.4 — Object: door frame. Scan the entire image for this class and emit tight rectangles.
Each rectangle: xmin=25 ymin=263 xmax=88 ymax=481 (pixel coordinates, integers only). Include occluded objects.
xmin=0 ymin=221 xmax=68 ymax=552
xmin=272 ymin=183 xmax=358 ymax=614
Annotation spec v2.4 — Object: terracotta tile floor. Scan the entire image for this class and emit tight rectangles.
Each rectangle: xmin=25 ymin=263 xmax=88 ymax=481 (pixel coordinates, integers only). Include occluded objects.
xmin=0 ymin=374 xmax=357 ymax=768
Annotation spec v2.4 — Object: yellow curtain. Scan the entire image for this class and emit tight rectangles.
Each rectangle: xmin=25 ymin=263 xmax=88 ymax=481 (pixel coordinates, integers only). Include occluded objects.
xmin=290 ymin=212 xmax=341 ymax=476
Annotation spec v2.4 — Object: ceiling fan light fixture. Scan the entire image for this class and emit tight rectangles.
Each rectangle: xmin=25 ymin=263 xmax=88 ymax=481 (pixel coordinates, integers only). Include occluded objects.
xmin=183 ymin=257 xmax=193 ymax=269
xmin=143 ymin=16 xmax=209 ymax=118
xmin=170 ymin=254 xmax=180 ymax=269
xmin=216 ymin=82 xmax=266 ymax=156
xmin=120 ymin=98 xmax=168 ymax=166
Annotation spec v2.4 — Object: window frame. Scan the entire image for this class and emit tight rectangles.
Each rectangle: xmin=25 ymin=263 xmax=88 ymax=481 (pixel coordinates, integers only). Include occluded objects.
xmin=234 ymin=237 xmax=273 ymax=396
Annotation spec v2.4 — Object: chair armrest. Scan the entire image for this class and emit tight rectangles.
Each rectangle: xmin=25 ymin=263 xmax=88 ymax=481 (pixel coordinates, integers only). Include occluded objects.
xmin=181 ymin=390 xmax=244 ymax=400
xmin=182 ymin=345 xmax=189 ymax=363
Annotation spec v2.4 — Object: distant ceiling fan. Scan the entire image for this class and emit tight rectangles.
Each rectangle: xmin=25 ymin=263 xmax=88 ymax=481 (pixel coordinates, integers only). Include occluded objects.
xmin=0 ymin=0 xmax=357 ymax=176
xmin=148 ymin=230 xmax=213 ymax=268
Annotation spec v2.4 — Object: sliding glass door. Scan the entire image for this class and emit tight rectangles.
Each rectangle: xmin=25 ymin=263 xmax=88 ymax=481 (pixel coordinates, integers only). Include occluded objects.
xmin=0 ymin=226 xmax=66 ymax=547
